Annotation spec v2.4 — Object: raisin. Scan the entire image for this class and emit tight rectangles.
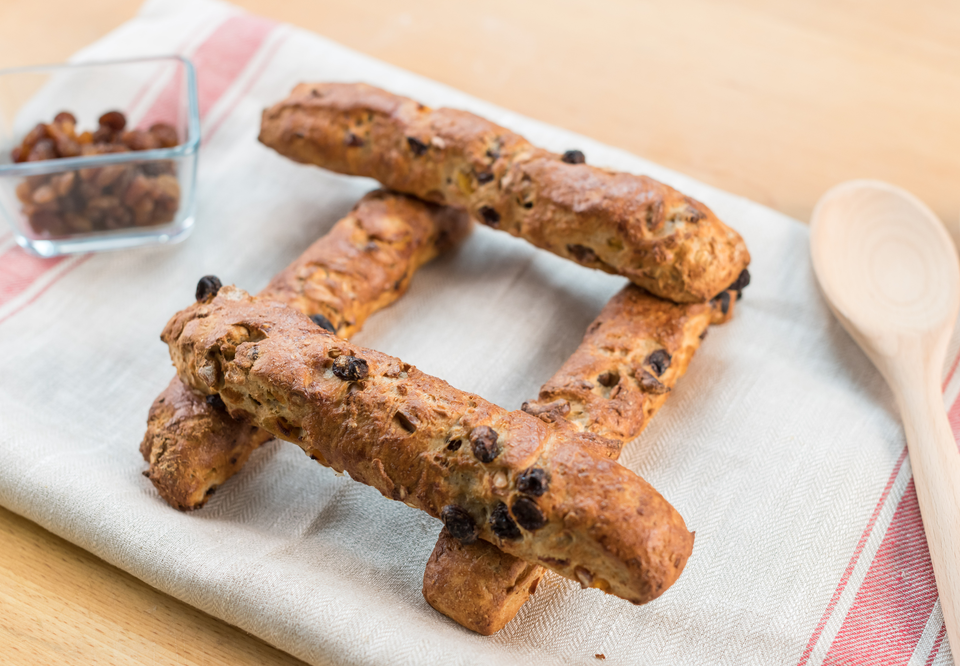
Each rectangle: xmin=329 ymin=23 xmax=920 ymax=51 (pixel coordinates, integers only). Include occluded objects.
xmin=561 ymin=149 xmax=585 ymax=164
xmin=517 ymin=467 xmax=548 ymax=496
xmin=54 ymin=111 xmax=77 ymax=125
xmin=98 ymin=111 xmax=127 ymax=132
xmin=645 ymin=202 xmax=664 ymax=232
xmin=597 ymin=371 xmax=620 ymax=387
xmin=195 ymin=275 xmax=222 ymax=301
xmin=567 ymin=243 xmax=599 ymax=264
xmin=24 ymin=123 xmax=49 ymax=147
xmin=142 ymin=162 xmax=170 ymax=176
xmin=53 ymin=134 xmax=80 ymax=158
xmin=122 ymin=130 xmax=160 ymax=151
xmin=394 ymin=410 xmax=417 ymax=433
xmin=728 ymin=268 xmax=751 ymax=299
xmin=490 ymin=502 xmax=521 ymax=540
xmin=644 ymin=349 xmax=672 ymax=377
xmin=344 ymin=132 xmax=363 ymax=147
xmin=206 ymin=394 xmax=226 ymax=411
xmin=470 ymin=425 xmax=500 ymax=463
xmin=309 ymin=313 xmax=336 ymax=333
xmin=29 ymin=210 xmax=64 ymax=235
xmin=407 ymin=136 xmax=428 ymax=155
xmin=446 ymin=438 xmax=462 ymax=452
xmin=712 ymin=291 xmax=731 ymax=315
xmin=31 ymin=185 xmax=56 ymax=205
xmin=637 ymin=369 xmax=670 ymax=395
xmin=92 ymin=126 xmax=115 ymax=144
xmin=521 ymin=398 xmax=570 ymax=423
xmin=332 ymin=355 xmax=369 ymax=381
xmin=149 ymin=123 xmax=179 ymax=148
xmin=441 ymin=505 xmax=478 ymax=544
xmin=511 ymin=496 xmax=546 ymax=531
xmin=28 ymin=139 xmax=56 ymax=161
xmin=683 ymin=207 xmax=705 ymax=224
xmin=478 ymin=206 xmax=500 ymax=227
xmin=475 ymin=171 xmax=494 ymax=184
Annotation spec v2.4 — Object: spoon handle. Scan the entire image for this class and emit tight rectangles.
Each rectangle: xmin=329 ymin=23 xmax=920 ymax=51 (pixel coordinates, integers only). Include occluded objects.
xmin=894 ymin=368 xmax=960 ymax=657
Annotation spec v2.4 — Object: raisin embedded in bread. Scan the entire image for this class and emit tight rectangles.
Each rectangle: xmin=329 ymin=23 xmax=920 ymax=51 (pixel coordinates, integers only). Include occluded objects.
xmin=161 ymin=287 xmax=695 ymax=605
xmin=141 ymin=190 xmax=471 ymax=510
xmin=422 ymin=284 xmax=736 ymax=633
xmin=259 ymin=82 xmax=750 ymax=303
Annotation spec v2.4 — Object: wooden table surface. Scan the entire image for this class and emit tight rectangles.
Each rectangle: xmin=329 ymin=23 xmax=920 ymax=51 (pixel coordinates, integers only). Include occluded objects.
xmin=1 ymin=0 xmax=958 ymax=663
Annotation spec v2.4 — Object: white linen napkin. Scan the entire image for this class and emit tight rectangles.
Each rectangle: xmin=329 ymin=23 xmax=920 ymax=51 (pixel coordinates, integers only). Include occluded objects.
xmin=0 ymin=0 xmax=954 ymax=663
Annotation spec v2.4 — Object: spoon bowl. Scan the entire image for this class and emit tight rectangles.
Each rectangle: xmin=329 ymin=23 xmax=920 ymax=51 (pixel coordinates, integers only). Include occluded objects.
xmin=813 ymin=181 xmax=958 ymax=352
xmin=811 ymin=179 xmax=960 ymax=658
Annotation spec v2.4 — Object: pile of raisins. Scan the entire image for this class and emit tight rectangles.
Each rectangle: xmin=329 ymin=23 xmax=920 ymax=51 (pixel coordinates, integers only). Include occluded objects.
xmin=11 ymin=111 xmax=181 ymax=237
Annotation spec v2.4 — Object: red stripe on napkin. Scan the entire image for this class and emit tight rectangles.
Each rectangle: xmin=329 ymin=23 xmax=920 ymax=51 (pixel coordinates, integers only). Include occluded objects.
xmin=821 ymin=479 xmax=938 ymax=666
xmin=191 ymin=14 xmax=276 ymax=119
xmin=0 ymin=12 xmax=277 ymax=327
xmin=796 ymin=448 xmax=909 ymax=666
xmin=128 ymin=21 xmax=213 ymax=129
xmin=202 ymin=30 xmax=287 ymax=144
xmin=0 ymin=246 xmax=66 ymax=306
xmin=139 ymin=14 xmax=276 ymax=130
xmin=800 ymin=361 xmax=960 ymax=663
xmin=0 ymin=253 xmax=90 ymax=326
xmin=946 ymin=391 xmax=960 ymax=453
xmin=924 ymin=625 xmax=946 ymax=666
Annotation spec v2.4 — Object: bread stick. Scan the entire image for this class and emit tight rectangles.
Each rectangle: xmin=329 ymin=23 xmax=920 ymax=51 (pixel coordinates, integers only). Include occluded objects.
xmin=259 ymin=82 xmax=750 ymax=303
xmin=141 ymin=190 xmax=470 ymax=510
xmin=524 ymin=283 xmax=737 ymax=444
xmin=161 ymin=287 xmax=695 ymax=605
xmin=422 ymin=282 xmax=740 ymax=634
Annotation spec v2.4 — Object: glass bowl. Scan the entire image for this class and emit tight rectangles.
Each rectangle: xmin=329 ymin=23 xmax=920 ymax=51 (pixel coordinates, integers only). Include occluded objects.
xmin=0 ymin=56 xmax=199 ymax=256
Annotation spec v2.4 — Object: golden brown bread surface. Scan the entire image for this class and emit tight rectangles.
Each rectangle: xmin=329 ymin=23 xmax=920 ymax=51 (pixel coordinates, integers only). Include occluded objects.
xmin=523 ymin=284 xmax=735 ymax=445
xmin=424 ymin=529 xmax=543 ymax=635
xmin=141 ymin=378 xmax=273 ymax=511
xmin=259 ymin=82 xmax=751 ymax=303
xmin=261 ymin=189 xmax=470 ymax=338
xmin=422 ymin=284 xmax=737 ymax=634
xmin=162 ymin=287 xmax=695 ymax=605
xmin=141 ymin=191 xmax=470 ymax=510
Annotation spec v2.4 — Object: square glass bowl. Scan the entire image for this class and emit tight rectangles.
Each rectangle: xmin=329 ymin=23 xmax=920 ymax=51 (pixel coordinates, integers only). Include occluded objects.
xmin=0 ymin=56 xmax=199 ymax=256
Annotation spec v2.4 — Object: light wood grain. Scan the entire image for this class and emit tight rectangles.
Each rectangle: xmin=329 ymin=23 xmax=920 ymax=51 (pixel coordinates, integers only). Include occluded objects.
xmin=2 ymin=0 xmax=959 ymax=227
xmin=810 ymin=180 xmax=960 ymax=658
xmin=2 ymin=0 xmax=960 ymax=663
xmin=0 ymin=505 xmax=310 ymax=665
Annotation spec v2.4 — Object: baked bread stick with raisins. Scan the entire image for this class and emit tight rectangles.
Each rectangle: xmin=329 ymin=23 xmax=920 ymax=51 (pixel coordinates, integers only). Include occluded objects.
xmin=422 ymin=280 xmax=743 ymax=634
xmin=161 ymin=287 xmax=695 ymax=605
xmin=259 ymin=82 xmax=750 ymax=304
xmin=141 ymin=190 xmax=470 ymax=510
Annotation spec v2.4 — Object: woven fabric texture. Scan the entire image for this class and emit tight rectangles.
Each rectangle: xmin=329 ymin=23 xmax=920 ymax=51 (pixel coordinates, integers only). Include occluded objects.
xmin=0 ymin=1 xmax=954 ymax=664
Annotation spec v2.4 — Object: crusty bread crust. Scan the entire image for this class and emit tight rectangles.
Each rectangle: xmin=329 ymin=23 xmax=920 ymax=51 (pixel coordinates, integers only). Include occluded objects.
xmin=141 ymin=377 xmax=273 ymax=511
xmin=259 ymin=82 xmax=750 ymax=303
xmin=141 ymin=191 xmax=470 ymax=510
xmin=423 ymin=529 xmax=543 ymax=635
xmin=525 ymin=285 xmax=734 ymax=444
xmin=422 ymin=285 xmax=735 ymax=633
xmin=162 ymin=287 xmax=695 ymax=605
xmin=262 ymin=189 xmax=470 ymax=338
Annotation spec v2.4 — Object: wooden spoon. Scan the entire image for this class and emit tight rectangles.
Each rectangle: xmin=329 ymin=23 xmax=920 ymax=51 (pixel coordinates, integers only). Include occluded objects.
xmin=811 ymin=179 xmax=960 ymax=656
